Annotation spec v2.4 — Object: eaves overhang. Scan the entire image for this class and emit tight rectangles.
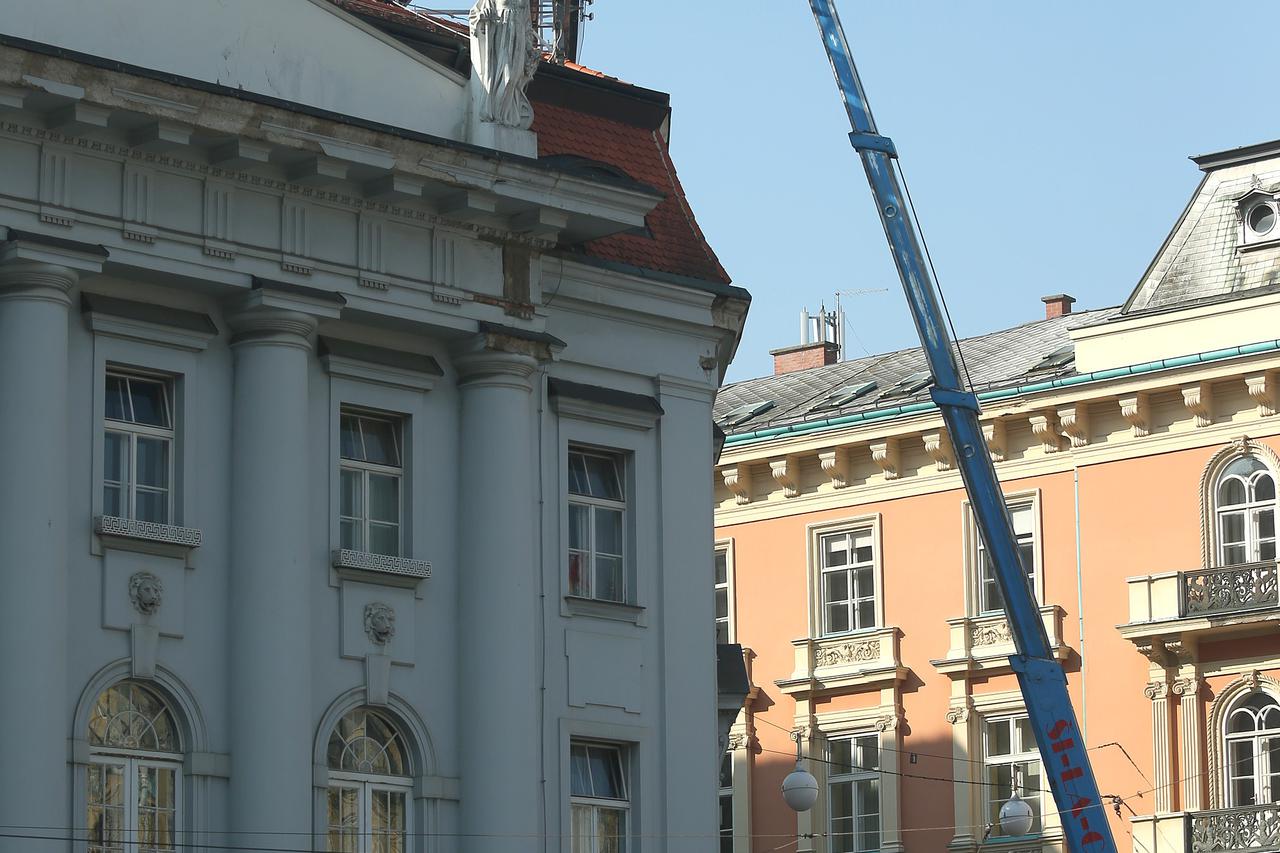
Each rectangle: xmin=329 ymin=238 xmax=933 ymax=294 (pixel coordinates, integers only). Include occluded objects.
xmin=1193 ymin=138 xmax=1280 ymax=172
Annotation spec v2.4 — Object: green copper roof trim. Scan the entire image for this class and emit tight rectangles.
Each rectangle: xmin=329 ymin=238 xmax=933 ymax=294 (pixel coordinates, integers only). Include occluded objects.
xmin=722 ymin=338 xmax=1280 ymax=447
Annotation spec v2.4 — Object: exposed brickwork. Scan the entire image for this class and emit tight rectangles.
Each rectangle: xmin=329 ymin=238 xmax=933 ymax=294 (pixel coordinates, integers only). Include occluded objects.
xmin=1042 ymin=293 xmax=1076 ymax=319
xmin=770 ymin=342 xmax=839 ymax=375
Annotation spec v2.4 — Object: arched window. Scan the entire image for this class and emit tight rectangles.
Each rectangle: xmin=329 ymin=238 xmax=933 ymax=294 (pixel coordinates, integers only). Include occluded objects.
xmin=86 ymin=681 xmax=182 ymax=852
xmin=326 ymin=708 xmax=411 ymax=853
xmin=1216 ymin=456 xmax=1276 ymax=566
xmin=1225 ymin=692 xmax=1280 ymax=806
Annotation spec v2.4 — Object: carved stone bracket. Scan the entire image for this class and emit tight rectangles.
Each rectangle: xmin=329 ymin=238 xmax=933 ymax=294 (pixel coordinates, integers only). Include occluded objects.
xmin=945 ymin=701 xmax=973 ymax=725
xmin=1119 ymin=392 xmax=1151 ymax=437
xmin=1245 ymin=372 xmax=1277 ymax=418
xmin=1182 ymin=381 xmax=1213 ymax=428
xmin=1057 ymin=403 xmax=1089 ymax=449
xmin=769 ymin=455 xmax=801 ymax=498
xmin=128 ymin=571 xmax=163 ymax=616
xmin=721 ymin=465 xmax=751 ymax=506
xmin=922 ymin=431 xmax=953 ymax=471
xmin=726 ymin=732 xmax=750 ymax=751
xmin=870 ymin=438 xmax=900 ymax=481
xmin=1172 ymin=675 xmax=1203 ymax=697
xmin=818 ymin=447 xmax=853 ymax=490
xmin=875 ymin=713 xmax=901 ymax=732
xmin=982 ymin=420 xmax=1007 ymax=463
xmin=1143 ymin=680 xmax=1170 ymax=701
xmin=1029 ymin=411 xmax=1062 ymax=453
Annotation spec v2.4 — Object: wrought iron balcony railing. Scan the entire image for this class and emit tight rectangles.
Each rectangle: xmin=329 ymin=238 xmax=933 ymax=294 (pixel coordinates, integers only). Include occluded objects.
xmin=1181 ymin=562 xmax=1279 ymax=617
xmin=1190 ymin=804 xmax=1280 ymax=852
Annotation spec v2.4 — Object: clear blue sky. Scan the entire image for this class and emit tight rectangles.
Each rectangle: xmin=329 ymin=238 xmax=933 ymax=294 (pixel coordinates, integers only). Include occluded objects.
xmin=579 ymin=2 xmax=1280 ymax=383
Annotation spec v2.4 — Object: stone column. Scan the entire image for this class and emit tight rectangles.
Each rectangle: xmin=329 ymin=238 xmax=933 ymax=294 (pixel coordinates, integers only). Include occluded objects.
xmin=455 ymin=340 xmax=540 ymax=852
xmin=945 ymin=700 xmax=978 ymax=853
xmin=0 ymin=236 xmax=102 ymax=851
xmin=1174 ymin=670 xmax=1205 ymax=811
xmin=877 ymin=711 xmax=906 ymax=853
xmin=225 ymin=287 xmax=336 ymax=848
xmin=1145 ymin=679 xmax=1175 ymax=813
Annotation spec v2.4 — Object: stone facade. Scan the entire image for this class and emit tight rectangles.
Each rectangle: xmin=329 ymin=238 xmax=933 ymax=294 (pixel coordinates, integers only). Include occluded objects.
xmin=0 ymin=3 xmax=748 ymax=852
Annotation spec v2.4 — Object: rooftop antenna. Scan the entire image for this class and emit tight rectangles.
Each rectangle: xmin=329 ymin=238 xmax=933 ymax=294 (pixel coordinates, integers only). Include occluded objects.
xmin=533 ymin=0 xmax=594 ymax=63
xmin=832 ymin=287 xmax=888 ymax=361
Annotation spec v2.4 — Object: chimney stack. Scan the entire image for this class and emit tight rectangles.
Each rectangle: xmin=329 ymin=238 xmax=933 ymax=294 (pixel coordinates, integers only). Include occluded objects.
xmin=1041 ymin=293 xmax=1075 ymax=319
xmin=770 ymin=341 xmax=839 ymax=375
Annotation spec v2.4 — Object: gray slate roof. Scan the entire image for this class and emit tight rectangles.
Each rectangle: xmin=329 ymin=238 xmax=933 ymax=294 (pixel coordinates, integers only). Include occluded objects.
xmin=1125 ymin=155 xmax=1280 ymax=314
xmin=714 ymin=306 xmax=1120 ymax=436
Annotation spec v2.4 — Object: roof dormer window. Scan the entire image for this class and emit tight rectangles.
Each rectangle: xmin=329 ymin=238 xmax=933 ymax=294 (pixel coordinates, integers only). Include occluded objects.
xmin=1236 ymin=188 xmax=1280 ymax=248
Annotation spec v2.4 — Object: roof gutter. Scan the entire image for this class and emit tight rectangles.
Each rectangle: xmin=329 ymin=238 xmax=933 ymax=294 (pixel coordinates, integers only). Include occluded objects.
xmin=722 ymin=338 xmax=1280 ymax=447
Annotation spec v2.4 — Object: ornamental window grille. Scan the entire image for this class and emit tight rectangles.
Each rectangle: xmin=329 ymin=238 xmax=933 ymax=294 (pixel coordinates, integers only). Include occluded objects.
xmin=819 ymin=529 xmax=877 ymax=635
xmin=340 ymin=411 xmax=404 ymax=558
xmin=1215 ymin=456 xmax=1277 ymax=566
xmin=570 ymin=742 xmax=629 ymax=853
xmin=568 ymin=449 xmax=627 ymax=603
xmin=977 ymin=502 xmax=1037 ymax=615
xmin=985 ymin=715 xmax=1043 ymax=837
xmin=715 ymin=548 xmax=732 ymax=644
xmin=326 ymin=708 xmax=411 ymax=853
xmin=1224 ymin=692 xmax=1280 ymax=807
xmin=86 ymin=681 xmax=182 ymax=853
xmin=827 ymin=734 xmax=880 ymax=853
xmin=719 ymin=752 xmax=734 ymax=853
xmin=104 ymin=371 xmax=174 ymax=525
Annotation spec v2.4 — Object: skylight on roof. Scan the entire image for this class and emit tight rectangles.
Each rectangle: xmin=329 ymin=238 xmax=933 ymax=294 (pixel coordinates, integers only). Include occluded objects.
xmin=877 ymin=371 xmax=931 ymax=401
xmin=1026 ymin=345 xmax=1075 ymax=375
xmin=719 ymin=400 xmax=775 ymax=428
xmin=813 ymin=380 xmax=878 ymax=411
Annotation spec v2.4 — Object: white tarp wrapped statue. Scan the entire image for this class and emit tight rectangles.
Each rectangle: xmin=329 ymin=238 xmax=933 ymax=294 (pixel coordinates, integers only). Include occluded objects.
xmin=469 ymin=0 xmax=540 ymax=130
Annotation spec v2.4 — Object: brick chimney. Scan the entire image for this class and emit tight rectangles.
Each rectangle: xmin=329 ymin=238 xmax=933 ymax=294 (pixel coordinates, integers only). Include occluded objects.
xmin=770 ymin=341 xmax=839 ymax=375
xmin=1041 ymin=293 xmax=1076 ymax=319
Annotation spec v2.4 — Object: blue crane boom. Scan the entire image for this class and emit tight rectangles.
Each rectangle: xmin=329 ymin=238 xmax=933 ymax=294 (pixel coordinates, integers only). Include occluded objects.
xmin=805 ymin=3 xmax=1118 ymax=851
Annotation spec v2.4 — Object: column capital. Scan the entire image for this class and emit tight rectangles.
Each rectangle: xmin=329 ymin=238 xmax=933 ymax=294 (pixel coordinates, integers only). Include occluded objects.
xmin=225 ymin=279 xmax=343 ymax=349
xmin=0 ymin=230 xmax=107 ymax=304
xmin=0 ymin=260 xmax=78 ymax=305
xmin=453 ymin=348 xmax=538 ymax=391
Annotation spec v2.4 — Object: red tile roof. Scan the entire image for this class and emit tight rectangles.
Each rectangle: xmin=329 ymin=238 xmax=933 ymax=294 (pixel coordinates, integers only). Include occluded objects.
xmin=532 ymin=101 xmax=731 ymax=285
xmin=326 ymin=0 xmax=731 ymax=286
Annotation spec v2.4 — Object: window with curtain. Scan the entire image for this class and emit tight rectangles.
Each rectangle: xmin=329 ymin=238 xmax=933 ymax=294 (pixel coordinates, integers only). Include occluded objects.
xmin=86 ymin=681 xmax=182 ymax=853
xmin=568 ymin=449 xmax=627 ymax=602
xmin=1216 ymin=456 xmax=1277 ymax=566
xmin=570 ymin=742 xmax=629 ymax=853
xmin=326 ymin=708 xmax=411 ymax=853
xmin=1225 ymin=692 xmax=1280 ymax=807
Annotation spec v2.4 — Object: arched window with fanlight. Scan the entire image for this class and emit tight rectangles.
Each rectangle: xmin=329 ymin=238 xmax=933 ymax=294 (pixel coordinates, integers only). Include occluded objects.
xmin=86 ymin=681 xmax=182 ymax=853
xmin=1225 ymin=692 xmax=1280 ymax=806
xmin=1216 ymin=456 xmax=1277 ymax=566
xmin=326 ymin=708 xmax=412 ymax=853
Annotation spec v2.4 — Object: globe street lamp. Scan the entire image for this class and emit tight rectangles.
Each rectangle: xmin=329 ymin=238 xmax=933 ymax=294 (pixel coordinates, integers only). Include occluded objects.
xmin=781 ymin=729 xmax=819 ymax=813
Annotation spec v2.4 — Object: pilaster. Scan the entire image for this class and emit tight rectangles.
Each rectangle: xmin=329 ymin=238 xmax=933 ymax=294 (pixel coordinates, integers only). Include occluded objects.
xmin=1144 ymin=678 xmax=1175 ymax=813
xmin=1173 ymin=667 xmax=1205 ymax=811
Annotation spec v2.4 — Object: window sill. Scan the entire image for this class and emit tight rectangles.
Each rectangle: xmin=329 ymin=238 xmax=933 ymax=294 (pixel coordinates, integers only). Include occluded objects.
xmin=930 ymin=605 xmax=1070 ymax=676
xmin=562 ymin=595 xmax=645 ymax=624
xmin=778 ymin=626 xmax=906 ymax=697
xmin=94 ymin=515 xmax=202 ymax=561
xmin=331 ymin=549 xmax=432 ymax=581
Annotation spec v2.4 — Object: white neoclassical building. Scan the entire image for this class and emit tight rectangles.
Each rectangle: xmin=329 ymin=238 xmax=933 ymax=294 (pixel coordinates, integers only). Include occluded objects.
xmin=0 ymin=2 xmax=748 ymax=851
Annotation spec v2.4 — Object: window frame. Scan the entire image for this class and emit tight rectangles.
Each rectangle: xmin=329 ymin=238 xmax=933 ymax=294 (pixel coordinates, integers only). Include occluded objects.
xmin=982 ymin=713 xmax=1044 ymax=840
xmin=714 ymin=539 xmax=736 ymax=645
xmin=103 ymin=369 xmax=177 ymax=525
xmin=806 ymin=514 xmax=884 ymax=639
xmin=718 ymin=750 xmax=734 ymax=853
xmin=569 ymin=741 xmax=631 ymax=853
xmin=566 ymin=446 xmax=630 ymax=605
xmin=1222 ymin=691 xmax=1280 ymax=808
xmin=323 ymin=707 xmax=414 ymax=853
xmin=963 ymin=491 xmax=1044 ymax=618
xmin=1213 ymin=457 xmax=1277 ymax=567
xmin=338 ymin=408 xmax=406 ymax=559
xmin=825 ymin=732 xmax=881 ymax=853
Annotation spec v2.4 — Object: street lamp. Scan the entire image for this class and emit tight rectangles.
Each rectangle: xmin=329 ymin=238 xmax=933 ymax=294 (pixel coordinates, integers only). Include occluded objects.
xmin=781 ymin=730 xmax=819 ymax=812
xmin=998 ymin=766 xmax=1034 ymax=837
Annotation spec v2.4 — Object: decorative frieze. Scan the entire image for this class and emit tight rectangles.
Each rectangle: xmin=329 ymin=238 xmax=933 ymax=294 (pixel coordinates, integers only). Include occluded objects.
xmin=970 ymin=620 xmax=1012 ymax=647
xmin=331 ymin=549 xmax=432 ymax=580
xmin=1245 ymin=372 xmax=1277 ymax=418
xmin=982 ymin=420 xmax=1007 ymax=463
xmin=1118 ymin=392 xmax=1151 ymax=437
xmin=722 ymin=465 xmax=752 ymax=506
xmin=818 ymin=447 xmax=852 ymax=489
xmin=1182 ymin=381 xmax=1213 ymax=428
xmin=922 ymin=430 xmax=952 ymax=471
xmin=96 ymin=515 xmax=202 ymax=548
xmin=769 ymin=455 xmax=801 ymax=498
xmin=1029 ymin=411 xmax=1062 ymax=453
xmin=814 ymin=638 xmax=880 ymax=668
xmin=870 ymin=438 xmax=900 ymax=480
xmin=1057 ymin=403 xmax=1089 ymax=448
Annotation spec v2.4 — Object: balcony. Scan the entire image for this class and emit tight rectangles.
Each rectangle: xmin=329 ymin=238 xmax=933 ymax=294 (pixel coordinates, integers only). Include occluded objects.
xmin=1190 ymin=804 xmax=1280 ymax=852
xmin=1122 ymin=562 xmax=1280 ymax=645
xmin=776 ymin=626 xmax=906 ymax=698
xmin=930 ymin=605 xmax=1070 ymax=677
